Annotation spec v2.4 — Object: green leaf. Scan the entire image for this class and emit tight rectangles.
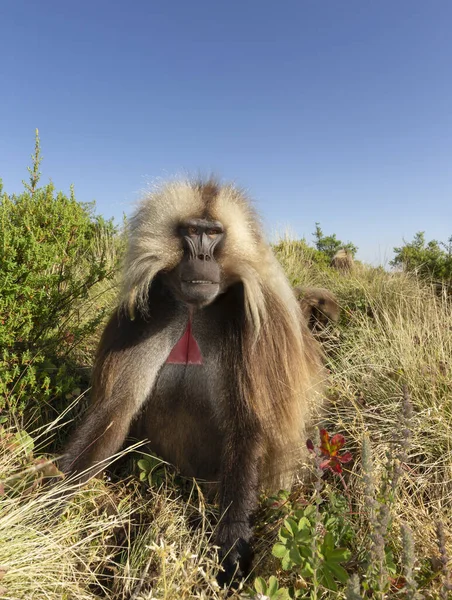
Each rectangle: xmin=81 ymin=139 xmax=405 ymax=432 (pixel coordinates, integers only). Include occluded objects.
xmin=254 ymin=576 xmax=267 ymax=594
xmin=281 ymin=553 xmax=292 ymax=571
xmin=324 ymin=516 xmax=337 ymax=529
xmin=303 ymin=505 xmax=316 ymax=521
xmin=322 ymin=531 xmax=335 ymax=551
xmin=299 ymin=544 xmax=313 ymax=559
xmin=279 ymin=527 xmax=292 ymax=540
xmin=324 ymin=547 xmax=351 ymax=562
xmin=284 ymin=517 xmax=299 ymax=536
xmin=272 ymin=543 xmax=288 ymax=559
xmin=289 ymin=544 xmax=303 ymax=566
xmin=275 ymin=589 xmax=291 ymax=600
xmin=385 ymin=548 xmax=397 ymax=575
xmin=14 ymin=430 xmax=34 ymax=452
xmin=300 ymin=561 xmax=314 ymax=578
xmin=325 ymin=561 xmax=349 ymax=583
xmin=319 ymin=565 xmax=337 ymax=591
xmin=297 ymin=516 xmax=312 ymax=531
xmin=137 ymin=459 xmax=151 ymax=471
xmin=295 ymin=528 xmax=312 ymax=543
xmin=267 ymin=575 xmax=278 ymax=595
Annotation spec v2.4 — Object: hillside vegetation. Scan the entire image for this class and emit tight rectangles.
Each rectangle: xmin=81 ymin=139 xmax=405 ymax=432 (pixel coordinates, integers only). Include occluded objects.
xmin=0 ymin=136 xmax=450 ymax=599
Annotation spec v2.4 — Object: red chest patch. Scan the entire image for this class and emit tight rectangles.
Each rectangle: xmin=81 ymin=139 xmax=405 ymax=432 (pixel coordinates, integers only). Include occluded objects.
xmin=166 ymin=319 xmax=203 ymax=365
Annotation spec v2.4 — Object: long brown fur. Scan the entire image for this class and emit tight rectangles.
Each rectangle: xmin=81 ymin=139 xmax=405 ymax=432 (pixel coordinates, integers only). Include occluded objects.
xmin=121 ymin=179 xmax=323 ymax=486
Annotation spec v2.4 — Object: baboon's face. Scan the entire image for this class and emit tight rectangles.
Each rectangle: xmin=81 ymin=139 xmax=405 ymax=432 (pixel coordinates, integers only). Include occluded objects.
xmin=165 ymin=218 xmax=225 ymax=307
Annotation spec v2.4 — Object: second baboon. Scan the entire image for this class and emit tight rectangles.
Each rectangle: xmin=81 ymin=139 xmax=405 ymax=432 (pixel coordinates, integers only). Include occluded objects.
xmin=294 ymin=286 xmax=340 ymax=331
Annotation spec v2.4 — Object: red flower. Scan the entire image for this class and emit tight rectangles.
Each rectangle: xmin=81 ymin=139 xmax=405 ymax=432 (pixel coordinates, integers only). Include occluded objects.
xmin=307 ymin=429 xmax=353 ymax=474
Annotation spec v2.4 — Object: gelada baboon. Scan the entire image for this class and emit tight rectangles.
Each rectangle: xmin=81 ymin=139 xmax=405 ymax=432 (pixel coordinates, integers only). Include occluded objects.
xmin=331 ymin=248 xmax=354 ymax=272
xmin=294 ymin=286 xmax=340 ymax=331
xmin=60 ymin=179 xmax=323 ymax=585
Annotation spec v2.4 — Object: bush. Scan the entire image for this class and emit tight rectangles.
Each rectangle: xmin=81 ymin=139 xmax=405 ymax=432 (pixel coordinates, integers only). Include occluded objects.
xmin=272 ymin=225 xmax=358 ymax=284
xmin=312 ymin=223 xmax=358 ymax=260
xmin=0 ymin=131 xmax=120 ymax=420
xmin=391 ymin=231 xmax=452 ymax=285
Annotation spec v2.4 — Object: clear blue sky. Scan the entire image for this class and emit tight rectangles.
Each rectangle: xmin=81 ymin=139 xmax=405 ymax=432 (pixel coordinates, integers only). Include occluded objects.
xmin=1 ymin=1 xmax=451 ymax=264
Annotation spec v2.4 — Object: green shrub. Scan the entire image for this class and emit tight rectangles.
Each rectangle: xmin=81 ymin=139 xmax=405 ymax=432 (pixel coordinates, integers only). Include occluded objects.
xmin=272 ymin=224 xmax=359 ymax=284
xmin=0 ymin=131 xmax=120 ymax=420
xmin=312 ymin=223 xmax=358 ymax=260
xmin=391 ymin=231 xmax=452 ymax=285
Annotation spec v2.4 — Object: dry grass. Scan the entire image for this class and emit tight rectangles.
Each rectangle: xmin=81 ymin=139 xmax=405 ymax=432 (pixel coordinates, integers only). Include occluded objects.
xmin=276 ymin=240 xmax=452 ymax=592
xmin=0 ymin=433 xmax=231 ymax=600
xmin=328 ymin=274 xmax=452 ymax=572
xmin=0 ymin=239 xmax=451 ymax=598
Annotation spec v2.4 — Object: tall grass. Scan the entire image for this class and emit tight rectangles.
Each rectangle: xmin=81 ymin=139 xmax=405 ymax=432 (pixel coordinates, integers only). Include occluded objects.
xmin=277 ymin=240 xmax=452 ymax=593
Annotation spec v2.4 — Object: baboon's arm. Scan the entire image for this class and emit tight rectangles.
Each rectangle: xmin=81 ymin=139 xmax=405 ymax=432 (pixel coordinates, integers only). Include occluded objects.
xmin=216 ymin=412 xmax=263 ymax=585
xmin=60 ymin=312 xmax=181 ymax=482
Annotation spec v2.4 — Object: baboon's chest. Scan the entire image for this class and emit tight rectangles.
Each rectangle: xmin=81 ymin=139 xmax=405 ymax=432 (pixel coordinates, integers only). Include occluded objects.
xmin=140 ymin=363 xmax=224 ymax=481
xmin=153 ymin=363 xmax=213 ymax=407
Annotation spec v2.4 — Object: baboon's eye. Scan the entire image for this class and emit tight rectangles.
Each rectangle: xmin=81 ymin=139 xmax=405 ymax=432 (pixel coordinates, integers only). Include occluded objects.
xmin=207 ymin=229 xmax=221 ymax=238
xmin=187 ymin=226 xmax=198 ymax=236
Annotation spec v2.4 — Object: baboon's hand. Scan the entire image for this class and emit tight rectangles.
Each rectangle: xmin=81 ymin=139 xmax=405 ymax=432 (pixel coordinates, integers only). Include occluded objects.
xmin=216 ymin=531 xmax=253 ymax=588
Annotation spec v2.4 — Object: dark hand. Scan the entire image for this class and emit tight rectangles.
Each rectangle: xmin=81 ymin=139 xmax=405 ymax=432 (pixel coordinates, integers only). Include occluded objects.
xmin=216 ymin=534 xmax=253 ymax=588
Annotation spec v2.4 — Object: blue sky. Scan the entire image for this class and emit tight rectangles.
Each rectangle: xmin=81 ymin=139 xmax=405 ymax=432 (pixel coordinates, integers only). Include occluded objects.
xmin=1 ymin=0 xmax=451 ymax=264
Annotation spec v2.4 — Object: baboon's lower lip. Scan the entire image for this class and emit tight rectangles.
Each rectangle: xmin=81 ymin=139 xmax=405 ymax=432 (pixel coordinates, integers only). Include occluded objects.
xmin=183 ymin=280 xmax=216 ymax=284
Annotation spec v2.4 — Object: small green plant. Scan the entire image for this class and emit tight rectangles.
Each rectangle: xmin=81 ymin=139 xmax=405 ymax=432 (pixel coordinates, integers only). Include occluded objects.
xmin=252 ymin=575 xmax=291 ymax=599
xmin=272 ymin=503 xmax=351 ymax=593
xmin=137 ymin=454 xmax=168 ymax=487
xmin=265 ymin=431 xmax=354 ymax=596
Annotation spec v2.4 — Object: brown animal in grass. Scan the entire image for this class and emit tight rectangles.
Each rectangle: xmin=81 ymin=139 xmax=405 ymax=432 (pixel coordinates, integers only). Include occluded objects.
xmin=60 ymin=179 xmax=323 ymax=586
xmin=331 ymin=248 xmax=354 ymax=272
xmin=294 ymin=286 xmax=340 ymax=331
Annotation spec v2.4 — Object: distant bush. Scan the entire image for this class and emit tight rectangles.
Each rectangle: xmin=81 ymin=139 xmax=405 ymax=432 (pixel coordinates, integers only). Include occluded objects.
xmin=273 ymin=226 xmax=359 ymax=290
xmin=312 ymin=223 xmax=358 ymax=261
xmin=273 ymin=225 xmax=358 ymax=278
xmin=391 ymin=231 xmax=452 ymax=286
xmin=0 ymin=130 xmax=120 ymax=420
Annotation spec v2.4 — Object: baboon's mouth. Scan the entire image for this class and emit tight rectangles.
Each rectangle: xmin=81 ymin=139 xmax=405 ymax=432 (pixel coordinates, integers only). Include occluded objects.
xmin=180 ymin=280 xmax=221 ymax=305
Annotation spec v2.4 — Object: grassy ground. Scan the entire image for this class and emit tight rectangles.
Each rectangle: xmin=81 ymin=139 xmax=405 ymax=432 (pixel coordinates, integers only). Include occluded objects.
xmin=0 ymin=241 xmax=451 ymax=599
